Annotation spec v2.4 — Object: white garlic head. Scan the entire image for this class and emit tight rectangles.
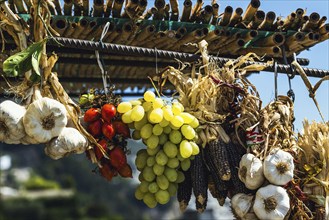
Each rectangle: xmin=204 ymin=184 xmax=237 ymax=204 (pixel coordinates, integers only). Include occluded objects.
xmin=0 ymin=100 xmax=26 ymax=144
xmin=23 ymin=97 xmax=67 ymax=143
xmin=253 ymin=184 xmax=290 ymax=220
xmin=231 ymin=193 xmax=254 ymax=219
xmin=238 ymin=153 xmax=265 ymax=190
xmin=45 ymin=127 xmax=88 ymax=160
xmin=263 ymin=148 xmax=294 ymax=185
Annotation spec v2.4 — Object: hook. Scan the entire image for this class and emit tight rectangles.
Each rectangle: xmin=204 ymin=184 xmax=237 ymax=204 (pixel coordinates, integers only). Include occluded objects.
xmin=281 ymin=46 xmax=296 ymax=102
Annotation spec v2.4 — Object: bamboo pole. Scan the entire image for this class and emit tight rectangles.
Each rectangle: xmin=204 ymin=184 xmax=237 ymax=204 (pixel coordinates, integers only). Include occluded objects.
xmin=203 ymin=29 xmax=223 ymax=42
xmin=73 ymin=0 xmax=83 ymax=16
xmin=271 ymin=17 xmax=284 ymax=30
xmin=13 ymin=0 xmax=27 ymax=13
xmin=210 ymin=3 xmax=219 ymax=25
xmin=71 ymin=18 xmax=89 ymax=38
xmin=218 ymin=6 xmax=233 ymax=26
xmin=199 ymin=5 xmax=213 ymax=24
xmin=141 ymin=7 xmax=157 ymax=20
xmin=64 ymin=0 xmax=73 ymax=15
xmin=62 ymin=22 xmax=77 ymax=37
xmin=319 ymin=23 xmax=329 ymax=35
xmin=219 ymin=38 xmax=245 ymax=54
xmin=92 ymin=0 xmax=104 ymax=17
xmin=282 ymin=12 xmax=296 ymax=30
xmin=253 ymin=32 xmax=285 ymax=47
xmin=112 ymin=0 xmax=124 ymax=18
xmin=164 ymin=3 xmax=170 ymax=20
xmin=131 ymin=24 xmax=156 ymax=45
xmin=228 ymin=7 xmax=243 ymax=27
xmin=170 ymin=0 xmax=179 ymax=21
xmin=302 ymin=12 xmax=320 ymax=32
xmin=242 ymin=0 xmax=260 ymax=25
xmin=121 ymin=0 xmax=138 ymax=18
xmin=316 ymin=16 xmax=327 ymax=29
xmin=153 ymin=0 xmax=166 ymax=20
xmin=248 ymin=10 xmax=265 ymax=29
xmin=258 ymin=11 xmax=275 ymax=30
xmin=289 ymin=32 xmax=316 ymax=51
xmin=7 ymin=0 xmax=17 ymax=13
xmin=238 ymin=46 xmax=281 ymax=57
xmin=214 ymin=31 xmax=241 ymax=50
xmin=285 ymin=31 xmax=305 ymax=51
xmin=241 ymin=30 xmax=258 ymax=42
xmin=106 ymin=26 xmax=122 ymax=43
xmin=104 ymin=0 xmax=113 ymax=17
xmin=181 ymin=0 xmax=192 ymax=22
xmin=170 ymin=28 xmax=205 ymax=50
xmin=80 ymin=20 xmax=97 ymax=39
xmin=52 ymin=0 xmax=62 ymax=15
xmin=113 ymin=22 xmax=134 ymax=44
xmin=190 ymin=0 xmax=203 ymax=22
xmin=51 ymin=18 xmax=68 ymax=36
xmin=135 ymin=0 xmax=147 ymax=18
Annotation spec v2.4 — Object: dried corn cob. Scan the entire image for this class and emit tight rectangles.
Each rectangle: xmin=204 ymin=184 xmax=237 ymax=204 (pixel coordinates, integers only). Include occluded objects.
xmin=190 ymin=153 xmax=208 ymax=213
xmin=208 ymin=174 xmax=228 ymax=206
xmin=177 ymin=169 xmax=192 ymax=212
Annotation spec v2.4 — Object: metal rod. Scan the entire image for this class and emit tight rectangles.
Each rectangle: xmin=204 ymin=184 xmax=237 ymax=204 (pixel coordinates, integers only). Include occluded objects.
xmin=50 ymin=37 xmax=327 ymax=78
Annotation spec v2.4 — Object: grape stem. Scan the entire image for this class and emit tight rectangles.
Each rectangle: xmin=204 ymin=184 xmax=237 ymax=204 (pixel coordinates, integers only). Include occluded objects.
xmin=148 ymin=76 xmax=161 ymax=98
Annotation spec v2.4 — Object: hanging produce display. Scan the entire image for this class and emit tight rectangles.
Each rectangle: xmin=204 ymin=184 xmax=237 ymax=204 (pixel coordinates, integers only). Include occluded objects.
xmin=0 ymin=0 xmax=329 ymax=219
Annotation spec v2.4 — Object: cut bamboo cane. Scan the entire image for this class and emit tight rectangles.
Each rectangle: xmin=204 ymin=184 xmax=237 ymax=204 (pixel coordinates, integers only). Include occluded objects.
xmin=157 ymin=32 xmax=181 ymax=49
xmin=228 ymin=7 xmax=243 ymax=27
xmin=219 ymin=38 xmax=245 ymax=54
xmin=271 ymin=17 xmax=284 ymax=30
xmin=153 ymin=0 xmax=166 ymax=20
xmin=317 ymin=16 xmax=327 ymax=29
xmin=141 ymin=7 xmax=157 ymax=20
xmin=319 ymin=23 xmax=329 ymax=35
xmin=93 ymin=0 xmax=104 ymax=17
xmin=71 ymin=18 xmax=89 ymax=38
xmin=258 ymin=11 xmax=275 ymax=30
xmin=171 ymin=28 xmax=205 ymax=50
xmin=80 ymin=20 xmax=97 ymax=39
xmin=238 ymin=46 xmax=281 ymax=57
xmin=132 ymin=24 xmax=156 ymax=44
xmin=181 ymin=0 xmax=192 ymax=22
xmin=82 ymin=0 xmax=89 ymax=15
xmin=203 ymin=29 xmax=223 ymax=42
xmin=135 ymin=0 xmax=147 ymax=17
xmin=190 ymin=0 xmax=203 ymax=22
xmin=200 ymin=5 xmax=213 ymax=24
xmin=282 ymin=12 xmax=296 ymax=30
xmin=52 ymin=0 xmax=62 ymax=15
xmin=64 ymin=0 xmax=73 ymax=15
xmin=177 ymin=26 xmax=187 ymax=36
xmin=302 ymin=32 xmax=320 ymax=47
xmin=218 ymin=6 xmax=233 ymax=26
xmin=248 ymin=10 xmax=265 ymax=29
xmin=22 ymin=0 xmax=32 ymax=11
xmin=242 ymin=0 xmax=260 ymax=25
xmin=253 ymin=32 xmax=285 ymax=47
xmin=320 ymin=33 xmax=329 ymax=41
xmin=302 ymin=12 xmax=320 ymax=31
xmin=295 ymin=8 xmax=304 ymax=18
xmin=154 ymin=0 xmax=165 ymax=10
xmin=170 ymin=0 xmax=179 ymax=21
xmin=285 ymin=32 xmax=305 ymax=50
xmin=121 ymin=0 xmax=138 ymax=18
xmin=13 ymin=0 xmax=27 ymax=13
xmin=7 ymin=0 xmax=17 ymax=13
xmin=104 ymin=0 xmax=113 ymax=17
xmin=210 ymin=3 xmax=219 ymax=25
xmin=51 ymin=18 xmax=68 ymax=36
xmin=289 ymin=32 xmax=315 ymax=51
xmin=164 ymin=4 xmax=170 ymax=20
xmin=241 ymin=30 xmax=258 ymax=42
xmin=62 ymin=22 xmax=77 ymax=37
xmin=214 ymin=31 xmax=241 ymax=50
xmin=73 ymin=0 xmax=83 ymax=16
xmin=112 ymin=0 xmax=124 ymax=18
xmin=86 ymin=24 xmax=104 ymax=41
xmin=106 ymin=26 xmax=122 ymax=43
xmin=113 ymin=22 xmax=134 ymax=44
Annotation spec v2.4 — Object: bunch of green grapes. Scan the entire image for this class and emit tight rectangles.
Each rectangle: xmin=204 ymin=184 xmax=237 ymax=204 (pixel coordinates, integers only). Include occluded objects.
xmin=117 ymin=91 xmax=200 ymax=208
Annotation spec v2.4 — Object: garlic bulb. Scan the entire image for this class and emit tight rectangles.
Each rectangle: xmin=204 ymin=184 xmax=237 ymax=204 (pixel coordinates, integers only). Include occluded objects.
xmin=21 ymin=134 xmax=40 ymax=145
xmin=45 ymin=127 xmax=88 ymax=160
xmin=0 ymin=100 xmax=26 ymax=144
xmin=23 ymin=97 xmax=67 ymax=143
xmin=253 ymin=184 xmax=290 ymax=220
xmin=238 ymin=153 xmax=265 ymax=190
xmin=263 ymin=148 xmax=294 ymax=185
xmin=231 ymin=193 xmax=254 ymax=219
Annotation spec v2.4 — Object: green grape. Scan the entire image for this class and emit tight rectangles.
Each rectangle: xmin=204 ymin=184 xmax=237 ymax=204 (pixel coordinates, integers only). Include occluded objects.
xmin=181 ymin=125 xmax=196 ymax=140
xmin=169 ymin=130 xmax=182 ymax=144
xmin=163 ymin=141 xmax=178 ymax=158
xmin=171 ymin=115 xmax=184 ymax=128
xmin=153 ymin=97 xmax=164 ymax=109
xmin=140 ymin=181 xmax=150 ymax=193
xmin=164 ymin=167 xmax=178 ymax=182
xmin=152 ymin=124 xmax=163 ymax=136
xmin=148 ymin=182 xmax=159 ymax=194
xmin=155 ymin=190 xmax=170 ymax=205
xmin=132 ymin=130 xmax=141 ymax=140
xmin=177 ymin=151 xmax=185 ymax=161
xmin=172 ymin=102 xmax=182 ymax=115
xmin=176 ymin=171 xmax=185 ymax=183
xmin=179 ymin=112 xmax=195 ymax=124
xmin=167 ymin=158 xmax=180 ymax=168
xmin=142 ymin=101 xmax=153 ymax=112
xmin=148 ymin=108 xmax=163 ymax=124
xmin=180 ymin=140 xmax=193 ymax=158
xmin=146 ymin=135 xmax=159 ymax=149
xmin=169 ymin=123 xmax=180 ymax=130
xmin=174 ymin=101 xmax=184 ymax=111
xmin=138 ymin=173 xmax=144 ymax=182
xmin=140 ymin=123 xmax=153 ymax=139
xmin=156 ymin=175 xmax=169 ymax=190
xmin=117 ymin=101 xmax=132 ymax=113
xmin=131 ymin=105 xmax=145 ymax=122
xmin=158 ymin=133 xmax=168 ymax=145
xmin=147 ymin=156 xmax=156 ymax=167
xmin=153 ymin=163 xmax=165 ymax=176
xmin=134 ymin=114 xmax=148 ymax=130
xmin=159 ymin=118 xmax=170 ymax=127
xmin=143 ymin=192 xmax=157 ymax=208
xmin=135 ymin=149 xmax=148 ymax=170
xmin=143 ymin=166 xmax=156 ymax=182
xmin=144 ymin=91 xmax=156 ymax=102
xmin=180 ymin=158 xmax=191 ymax=171
xmin=147 ymin=145 xmax=160 ymax=156
xmin=163 ymin=126 xmax=172 ymax=134
xmin=190 ymin=117 xmax=199 ymax=128
xmin=167 ymin=183 xmax=178 ymax=196
xmin=135 ymin=187 xmax=145 ymax=200
xmin=162 ymin=105 xmax=174 ymax=121
xmin=190 ymin=141 xmax=200 ymax=155
xmin=155 ymin=150 xmax=168 ymax=166
xmin=122 ymin=109 xmax=133 ymax=124
xmin=130 ymin=99 xmax=142 ymax=106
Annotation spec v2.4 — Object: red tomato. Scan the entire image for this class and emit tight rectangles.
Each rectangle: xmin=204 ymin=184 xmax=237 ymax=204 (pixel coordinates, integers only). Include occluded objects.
xmin=84 ymin=108 xmax=101 ymax=123
xmin=102 ymin=122 xmax=116 ymax=140
xmin=95 ymin=139 xmax=108 ymax=160
xmin=109 ymin=147 xmax=127 ymax=170
xmin=112 ymin=120 xmax=131 ymax=138
xmin=118 ymin=164 xmax=133 ymax=178
xmin=87 ymin=119 xmax=103 ymax=137
xmin=101 ymin=104 xmax=117 ymax=123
